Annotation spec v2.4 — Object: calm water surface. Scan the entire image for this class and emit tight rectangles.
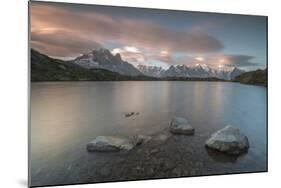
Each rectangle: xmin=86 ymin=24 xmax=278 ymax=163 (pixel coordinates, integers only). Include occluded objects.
xmin=30 ymin=81 xmax=267 ymax=186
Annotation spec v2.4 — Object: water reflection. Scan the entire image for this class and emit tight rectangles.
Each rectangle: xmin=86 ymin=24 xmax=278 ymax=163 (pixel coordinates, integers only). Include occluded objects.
xmin=31 ymin=81 xmax=267 ymax=185
xmin=206 ymin=148 xmax=248 ymax=163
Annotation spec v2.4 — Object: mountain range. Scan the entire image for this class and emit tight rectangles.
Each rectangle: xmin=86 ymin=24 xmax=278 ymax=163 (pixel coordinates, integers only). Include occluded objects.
xmin=72 ymin=48 xmax=244 ymax=80
xmin=31 ymin=49 xmax=155 ymax=81
xmin=31 ymin=47 xmax=265 ymax=84
xmin=138 ymin=64 xmax=244 ymax=80
xmin=137 ymin=65 xmax=165 ymax=77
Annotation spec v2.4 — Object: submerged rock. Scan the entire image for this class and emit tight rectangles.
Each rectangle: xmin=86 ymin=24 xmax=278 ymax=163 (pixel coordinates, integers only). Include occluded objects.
xmin=87 ymin=135 xmax=149 ymax=152
xmin=153 ymin=134 xmax=170 ymax=142
xmin=125 ymin=112 xmax=135 ymax=117
xmin=131 ymin=135 xmax=152 ymax=145
xmin=170 ymin=117 xmax=194 ymax=135
xmin=205 ymin=125 xmax=249 ymax=155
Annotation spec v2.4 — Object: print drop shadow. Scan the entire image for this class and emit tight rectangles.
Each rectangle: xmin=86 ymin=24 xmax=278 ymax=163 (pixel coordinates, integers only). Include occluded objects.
xmin=206 ymin=148 xmax=248 ymax=163
xmin=17 ymin=179 xmax=28 ymax=187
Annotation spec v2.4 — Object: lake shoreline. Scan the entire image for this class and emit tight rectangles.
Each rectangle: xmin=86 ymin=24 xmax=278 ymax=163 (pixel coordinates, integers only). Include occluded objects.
xmin=30 ymin=80 xmax=267 ymax=88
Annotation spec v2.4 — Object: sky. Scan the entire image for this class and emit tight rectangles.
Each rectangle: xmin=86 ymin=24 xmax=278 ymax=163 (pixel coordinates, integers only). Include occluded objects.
xmin=30 ymin=1 xmax=267 ymax=71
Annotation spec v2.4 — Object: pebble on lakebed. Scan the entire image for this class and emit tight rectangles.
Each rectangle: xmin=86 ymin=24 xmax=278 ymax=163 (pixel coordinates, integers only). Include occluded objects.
xmin=205 ymin=125 xmax=249 ymax=155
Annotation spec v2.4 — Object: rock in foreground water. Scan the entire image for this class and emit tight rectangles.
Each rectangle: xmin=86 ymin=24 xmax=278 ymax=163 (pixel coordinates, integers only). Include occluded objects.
xmin=205 ymin=125 xmax=249 ymax=155
xmin=170 ymin=117 xmax=194 ymax=135
xmin=87 ymin=135 xmax=149 ymax=152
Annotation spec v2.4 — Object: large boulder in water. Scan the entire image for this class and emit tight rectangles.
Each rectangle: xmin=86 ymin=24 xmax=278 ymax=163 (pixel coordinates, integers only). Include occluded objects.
xmin=87 ymin=135 xmax=149 ymax=152
xmin=205 ymin=125 xmax=249 ymax=155
xmin=170 ymin=117 xmax=194 ymax=135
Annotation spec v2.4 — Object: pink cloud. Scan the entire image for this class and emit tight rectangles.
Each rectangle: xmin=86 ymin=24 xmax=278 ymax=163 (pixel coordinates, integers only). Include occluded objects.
xmin=30 ymin=3 xmax=223 ymax=58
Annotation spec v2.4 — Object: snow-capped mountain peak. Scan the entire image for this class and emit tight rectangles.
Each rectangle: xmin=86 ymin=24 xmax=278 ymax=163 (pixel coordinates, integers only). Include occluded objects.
xmin=137 ymin=65 xmax=165 ymax=77
xmin=73 ymin=48 xmax=142 ymax=76
xmin=143 ymin=64 xmax=244 ymax=80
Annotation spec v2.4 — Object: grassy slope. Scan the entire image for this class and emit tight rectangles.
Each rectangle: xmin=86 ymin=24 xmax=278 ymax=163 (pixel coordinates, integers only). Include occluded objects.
xmin=233 ymin=69 xmax=267 ymax=87
xmin=31 ymin=49 xmax=154 ymax=81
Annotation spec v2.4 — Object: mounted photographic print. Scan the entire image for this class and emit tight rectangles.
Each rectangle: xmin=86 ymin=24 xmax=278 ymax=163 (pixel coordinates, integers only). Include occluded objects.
xmin=29 ymin=1 xmax=268 ymax=187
